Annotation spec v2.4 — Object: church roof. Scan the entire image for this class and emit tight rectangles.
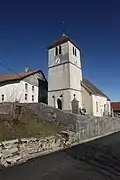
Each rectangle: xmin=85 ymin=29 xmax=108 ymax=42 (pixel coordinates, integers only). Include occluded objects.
xmin=48 ymin=34 xmax=81 ymax=50
xmin=81 ymin=78 xmax=110 ymax=100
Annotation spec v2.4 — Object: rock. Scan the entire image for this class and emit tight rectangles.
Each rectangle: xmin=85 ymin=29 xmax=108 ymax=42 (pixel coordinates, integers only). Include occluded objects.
xmin=2 ymin=148 xmax=19 ymax=158
xmin=2 ymin=139 xmax=18 ymax=148
xmin=6 ymin=155 xmax=21 ymax=165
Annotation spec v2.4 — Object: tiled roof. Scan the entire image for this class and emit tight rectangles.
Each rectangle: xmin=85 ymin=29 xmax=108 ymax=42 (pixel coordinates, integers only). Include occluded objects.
xmin=111 ymin=102 xmax=120 ymax=111
xmin=0 ymin=70 xmax=41 ymax=83
xmin=48 ymin=34 xmax=81 ymax=50
xmin=81 ymin=78 xmax=110 ymax=100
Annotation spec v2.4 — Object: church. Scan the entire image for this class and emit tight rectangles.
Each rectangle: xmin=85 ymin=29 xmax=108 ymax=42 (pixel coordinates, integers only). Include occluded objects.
xmin=0 ymin=34 xmax=111 ymax=117
xmin=48 ymin=34 xmax=111 ymax=117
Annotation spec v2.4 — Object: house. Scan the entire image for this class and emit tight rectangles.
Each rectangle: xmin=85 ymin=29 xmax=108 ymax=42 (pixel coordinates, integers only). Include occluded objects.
xmin=48 ymin=34 xmax=111 ymax=117
xmin=111 ymin=102 xmax=120 ymax=116
xmin=0 ymin=69 xmax=48 ymax=104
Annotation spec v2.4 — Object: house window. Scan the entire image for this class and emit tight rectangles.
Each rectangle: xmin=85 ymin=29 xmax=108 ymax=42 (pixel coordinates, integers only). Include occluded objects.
xmin=59 ymin=45 xmax=62 ymax=54
xmin=55 ymin=47 xmax=58 ymax=56
xmin=2 ymin=94 xmax=4 ymax=101
xmin=25 ymin=94 xmax=27 ymax=100
xmin=32 ymin=95 xmax=34 ymax=102
xmin=25 ymin=83 xmax=28 ymax=91
xmin=96 ymin=102 xmax=98 ymax=112
xmin=32 ymin=86 xmax=34 ymax=92
xmin=104 ymin=104 xmax=106 ymax=111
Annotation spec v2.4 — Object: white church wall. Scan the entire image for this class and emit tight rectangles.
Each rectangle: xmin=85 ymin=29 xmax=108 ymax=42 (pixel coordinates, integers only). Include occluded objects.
xmin=48 ymin=42 xmax=69 ymax=68
xmin=48 ymin=89 xmax=82 ymax=111
xmin=48 ymin=90 xmax=71 ymax=110
xmin=82 ymin=86 xmax=93 ymax=115
xmin=48 ymin=63 xmax=70 ymax=91
xmin=92 ymin=95 xmax=109 ymax=117
xmin=68 ymin=41 xmax=81 ymax=68
xmin=69 ymin=63 xmax=82 ymax=90
xmin=107 ymin=100 xmax=111 ymax=115
xmin=69 ymin=90 xmax=82 ymax=109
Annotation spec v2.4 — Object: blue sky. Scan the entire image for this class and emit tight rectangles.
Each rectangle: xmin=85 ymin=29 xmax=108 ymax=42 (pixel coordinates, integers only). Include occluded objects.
xmin=0 ymin=0 xmax=119 ymax=101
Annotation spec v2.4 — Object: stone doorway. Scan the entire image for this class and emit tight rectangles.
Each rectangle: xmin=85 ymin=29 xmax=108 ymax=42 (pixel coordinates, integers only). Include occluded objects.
xmin=57 ymin=99 xmax=62 ymax=110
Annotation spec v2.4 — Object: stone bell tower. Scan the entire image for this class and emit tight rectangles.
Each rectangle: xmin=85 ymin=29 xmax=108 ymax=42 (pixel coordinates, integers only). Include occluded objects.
xmin=48 ymin=34 xmax=83 ymax=112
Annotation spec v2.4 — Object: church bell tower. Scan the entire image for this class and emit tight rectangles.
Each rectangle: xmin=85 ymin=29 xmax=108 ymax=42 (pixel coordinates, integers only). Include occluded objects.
xmin=48 ymin=34 xmax=83 ymax=112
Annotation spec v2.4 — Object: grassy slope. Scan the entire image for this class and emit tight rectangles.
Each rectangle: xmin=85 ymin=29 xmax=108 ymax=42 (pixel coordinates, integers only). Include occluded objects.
xmin=0 ymin=115 xmax=64 ymax=141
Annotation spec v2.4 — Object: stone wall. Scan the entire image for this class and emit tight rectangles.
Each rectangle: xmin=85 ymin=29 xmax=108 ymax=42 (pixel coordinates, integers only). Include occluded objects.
xmin=0 ymin=102 xmax=120 ymax=134
xmin=21 ymin=103 xmax=120 ymax=136
xmin=0 ymin=102 xmax=120 ymax=168
xmin=0 ymin=132 xmax=77 ymax=167
xmin=0 ymin=103 xmax=120 ymax=150
xmin=0 ymin=102 xmax=14 ymax=114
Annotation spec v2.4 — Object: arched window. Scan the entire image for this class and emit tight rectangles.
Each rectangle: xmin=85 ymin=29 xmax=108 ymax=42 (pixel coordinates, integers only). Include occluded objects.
xmin=55 ymin=47 xmax=58 ymax=56
xmin=57 ymin=99 xmax=62 ymax=110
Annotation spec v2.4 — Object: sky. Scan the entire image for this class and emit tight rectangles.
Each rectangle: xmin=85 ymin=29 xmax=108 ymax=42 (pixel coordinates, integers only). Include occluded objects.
xmin=0 ymin=0 xmax=119 ymax=101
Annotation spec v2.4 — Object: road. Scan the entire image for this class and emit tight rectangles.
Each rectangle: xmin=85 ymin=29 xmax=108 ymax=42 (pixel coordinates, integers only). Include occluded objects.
xmin=0 ymin=132 xmax=120 ymax=180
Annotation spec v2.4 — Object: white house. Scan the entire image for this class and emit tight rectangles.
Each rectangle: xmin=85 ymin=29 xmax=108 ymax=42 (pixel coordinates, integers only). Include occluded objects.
xmin=48 ymin=34 xmax=111 ymax=117
xmin=0 ymin=69 xmax=48 ymax=104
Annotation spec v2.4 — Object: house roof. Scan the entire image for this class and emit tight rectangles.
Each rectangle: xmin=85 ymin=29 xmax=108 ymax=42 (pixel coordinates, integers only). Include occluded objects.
xmin=111 ymin=102 xmax=120 ymax=111
xmin=48 ymin=34 xmax=81 ymax=50
xmin=81 ymin=78 xmax=110 ymax=100
xmin=0 ymin=70 xmax=46 ymax=84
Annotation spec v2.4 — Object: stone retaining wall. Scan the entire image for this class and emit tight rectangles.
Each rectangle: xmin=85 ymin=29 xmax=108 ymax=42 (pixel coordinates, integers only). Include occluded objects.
xmin=0 ymin=132 xmax=77 ymax=167
xmin=0 ymin=102 xmax=120 ymax=168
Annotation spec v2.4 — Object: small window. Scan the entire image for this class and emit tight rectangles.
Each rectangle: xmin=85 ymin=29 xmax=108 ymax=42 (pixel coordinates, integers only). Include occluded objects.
xmin=96 ymin=102 xmax=98 ymax=112
xmin=75 ymin=49 xmax=77 ymax=56
xmin=25 ymin=94 xmax=27 ymax=100
xmin=32 ymin=95 xmax=34 ymax=102
xmin=59 ymin=45 xmax=62 ymax=54
xmin=104 ymin=104 xmax=106 ymax=110
xmin=25 ymin=83 xmax=28 ymax=91
xmin=55 ymin=47 xmax=58 ymax=56
xmin=2 ymin=94 xmax=4 ymax=101
xmin=73 ymin=46 xmax=74 ymax=55
xmin=32 ymin=86 xmax=34 ymax=92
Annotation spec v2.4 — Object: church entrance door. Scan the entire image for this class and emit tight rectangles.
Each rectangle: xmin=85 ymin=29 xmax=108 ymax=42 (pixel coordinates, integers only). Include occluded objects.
xmin=57 ymin=99 xmax=62 ymax=110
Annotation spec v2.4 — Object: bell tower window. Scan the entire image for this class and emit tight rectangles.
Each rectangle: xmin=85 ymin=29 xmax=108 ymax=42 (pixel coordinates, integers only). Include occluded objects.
xmin=55 ymin=45 xmax=62 ymax=56
xmin=73 ymin=46 xmax=77 ymax=56
xmin=59 ymin=45 xmax=62 ymax=54
xmin=55 ymin=47 xmax=58 ymax=56
xmin=75 ymin=49 xmax=77 ymax=56
xmin=73 ymin=46 xmax=74 ymax=55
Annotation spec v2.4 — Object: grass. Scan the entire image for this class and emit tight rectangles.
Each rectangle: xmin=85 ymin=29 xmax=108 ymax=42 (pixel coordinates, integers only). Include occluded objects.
xmin=0 ymin=114 xmax=64 ymax=141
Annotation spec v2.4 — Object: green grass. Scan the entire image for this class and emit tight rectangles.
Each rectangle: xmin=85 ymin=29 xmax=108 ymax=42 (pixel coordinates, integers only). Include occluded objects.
xmin=0 ymin=115 xmax=64 ymax=141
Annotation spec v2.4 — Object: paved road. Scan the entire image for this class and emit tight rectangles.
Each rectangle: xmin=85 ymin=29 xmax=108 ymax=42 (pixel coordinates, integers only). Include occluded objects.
xmin=1 ymin=132 xmax=120 ymax=180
